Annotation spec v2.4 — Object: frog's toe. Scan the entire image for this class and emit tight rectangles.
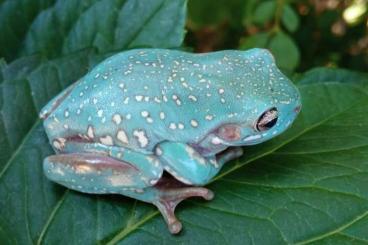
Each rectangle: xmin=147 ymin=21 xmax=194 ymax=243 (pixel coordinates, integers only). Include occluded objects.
xmin=169 ymin=220 xmax=182 ymax=234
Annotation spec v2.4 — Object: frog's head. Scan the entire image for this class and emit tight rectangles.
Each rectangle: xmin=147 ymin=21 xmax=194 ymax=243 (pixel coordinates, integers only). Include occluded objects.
xmin=213 ymin=48 xmax=301 ymax=147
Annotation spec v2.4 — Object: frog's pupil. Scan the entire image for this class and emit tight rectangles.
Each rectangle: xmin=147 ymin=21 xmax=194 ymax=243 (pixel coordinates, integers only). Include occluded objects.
xmin=264 ymin=117 xmax=277 ymax=128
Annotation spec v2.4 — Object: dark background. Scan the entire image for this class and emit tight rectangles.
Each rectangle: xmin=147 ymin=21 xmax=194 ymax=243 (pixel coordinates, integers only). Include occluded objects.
xmin=185 ymin=0 xmax=368 ymax=74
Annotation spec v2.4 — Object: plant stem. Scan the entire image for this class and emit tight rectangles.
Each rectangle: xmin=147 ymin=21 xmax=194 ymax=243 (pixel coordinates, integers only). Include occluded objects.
xmin=273 ymin=0 xmax=285 ymax=33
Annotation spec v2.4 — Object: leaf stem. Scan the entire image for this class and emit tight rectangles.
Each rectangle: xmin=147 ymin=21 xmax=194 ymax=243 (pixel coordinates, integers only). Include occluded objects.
xmin=272 ymin=0 xmax=285 ymax=33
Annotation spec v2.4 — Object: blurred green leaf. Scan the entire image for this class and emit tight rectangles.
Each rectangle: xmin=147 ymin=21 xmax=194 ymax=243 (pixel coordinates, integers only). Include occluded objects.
xmin=281 ymin=4 xmax=299 ymax=32
xmin=269 ymin=31 xmax=300 ymax=71
xmin=188 ymin=0 xmax=245 ymax=28
xmin=252 ymin=0 xmax=276 ymax=25
xmin=239 ymin=32 xmax=271 ymax=50
xmin=0 ymin=0 xmax=55 ymax=61
xmin=241 ymin=30 xmax=301 ymax=71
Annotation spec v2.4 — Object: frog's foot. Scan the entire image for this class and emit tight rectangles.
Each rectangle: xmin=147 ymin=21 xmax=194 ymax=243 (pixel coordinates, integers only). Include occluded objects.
xmin=152 ymin=177 xmax=214 ymax=234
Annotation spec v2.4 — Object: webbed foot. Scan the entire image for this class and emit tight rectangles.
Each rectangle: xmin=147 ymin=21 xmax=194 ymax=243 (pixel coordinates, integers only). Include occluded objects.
xmin=152 ymin=177 xmax=214 ymax=234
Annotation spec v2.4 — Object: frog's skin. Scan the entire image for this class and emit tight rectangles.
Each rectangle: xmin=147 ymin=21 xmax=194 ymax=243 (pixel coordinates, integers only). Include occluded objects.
xmin=40 ymin=48 xmax=301 ymax=234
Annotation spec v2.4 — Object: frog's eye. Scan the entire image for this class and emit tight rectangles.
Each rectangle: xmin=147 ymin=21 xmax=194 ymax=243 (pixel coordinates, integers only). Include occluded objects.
xmin=255 ymin=107 xmax=278 ymax=132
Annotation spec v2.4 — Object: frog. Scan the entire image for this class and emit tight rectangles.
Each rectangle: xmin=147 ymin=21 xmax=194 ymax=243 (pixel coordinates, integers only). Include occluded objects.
xmin=39 ymin=48 xmax=301 ymax=234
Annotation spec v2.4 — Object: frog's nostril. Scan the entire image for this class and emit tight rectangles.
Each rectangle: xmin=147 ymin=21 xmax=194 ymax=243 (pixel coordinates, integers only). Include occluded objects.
xmin=294 ymin=106 xmax=301 ymax=113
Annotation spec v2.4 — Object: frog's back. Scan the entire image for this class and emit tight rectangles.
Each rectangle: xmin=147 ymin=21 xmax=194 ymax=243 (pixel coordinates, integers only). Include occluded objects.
xmin=42 ymin=48 xmax=283 ymax=153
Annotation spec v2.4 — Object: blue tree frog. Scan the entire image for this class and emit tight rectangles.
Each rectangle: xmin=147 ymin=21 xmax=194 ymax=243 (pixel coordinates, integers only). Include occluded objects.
xmin=40 ymin=48 xmax=301 ymax=234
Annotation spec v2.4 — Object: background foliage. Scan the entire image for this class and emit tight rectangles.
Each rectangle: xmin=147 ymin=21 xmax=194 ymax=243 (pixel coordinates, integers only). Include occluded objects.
xmin=0 ymin=0 xmax=367 ymax=244
xmin=187 ymin=0 xmax=368 ymax=73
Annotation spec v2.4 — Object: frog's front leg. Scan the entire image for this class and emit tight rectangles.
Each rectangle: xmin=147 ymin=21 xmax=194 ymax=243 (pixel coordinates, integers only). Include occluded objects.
xmin=156 ymin=142 xmax=243 ymax=186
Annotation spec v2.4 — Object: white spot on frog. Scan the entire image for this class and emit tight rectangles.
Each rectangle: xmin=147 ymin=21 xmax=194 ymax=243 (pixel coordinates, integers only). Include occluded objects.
xmin=133 ymin=130 xmax=149 ymax=148
xmin=205 ymin=115 xmax=214 ymax=120
xmin=135 ymin=95 xmax=143 ymax=101
xmin=172 ymin=94 xmax=182 ymax=106
xmin=53 ymin=141 xmax=62 ymax=150
xmin=87 ymin=126 xmax=94 ymax=139
xmin=146 ymin=117 xmax=153 ymax=123
xmin=155 ymin=146 xmax=163 ymax=156
xmin=109 ymin=175 xmax=134 ymax=187
xmin=112 ymin=114 xmax=122 ymax=125
xmin=117 ymin=130 xmax=129 ymax=144
xmin=185 ymin=146 xmax=206 ymax=165
xmin=211 ymin=136 xmax=222 ymax=145
xmin=190 ymin=119 xmax=199 ymax=128
xmin=100 ymin=135 xmax=113 ymax=145
xmin=53 ymin=138 xmax=66 ymax=150
xmin=243 ymin=134 xmax=262 ymax=142
xmin=169 ymin=123 xmax=177 ymax=130
xmin=141 ymin=111 xmax=149 ymax=117
xmin=188 ymin=95 xmax=197 ymax=102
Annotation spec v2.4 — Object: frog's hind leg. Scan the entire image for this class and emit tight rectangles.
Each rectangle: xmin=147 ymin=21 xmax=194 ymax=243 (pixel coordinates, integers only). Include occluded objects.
xmin=43 ymin=153 xmax=154 ymax=194
xmin=44 ymin=142 xmax=164 ymax=193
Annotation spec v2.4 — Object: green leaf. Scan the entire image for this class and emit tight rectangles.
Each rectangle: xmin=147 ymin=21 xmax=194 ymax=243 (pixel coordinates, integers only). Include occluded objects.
xmin=252 ymin=0 xmax=276 ymax=25
xmin=281 ymin=4 xmax=299 ymax=32
xmin=269 ymin=31 xmax=300 ymax=71
xmin=298 ymin=67 xmax=368 ymax=87
xmin=1 ymin=0 xmax=186 ymax=61
xmin=2 ymin=1 xmax=368 ymax=244
xmin=0 ymin=0 xmax=55 ymax=61
xmin=3 ymin=66 xmax=368 ymax=243
xmin=0 ymin=0 xmax=187 ymax=242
